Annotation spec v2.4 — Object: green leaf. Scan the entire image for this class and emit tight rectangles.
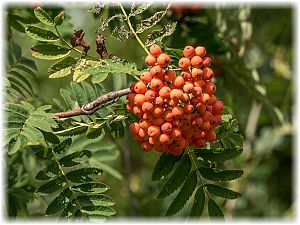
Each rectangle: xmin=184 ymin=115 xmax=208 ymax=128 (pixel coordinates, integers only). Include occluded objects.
xmin=136 ymin=5 xmax=170 ymax=34
xmin=35 ymin=160 xmax=59 ymax=180
xmin=46 ymin=188 xmax=73 ymax=215
xmin=48 ymin=56 xmax=77 ymax=78
xmin=198 ymin=167 xmax=244 ymax=181
xmin=228 ymin=133 xmax=244 ymax=146
xmin=41 ymin=130 xmax=60 ymax=144
xmin=54 ymin=12 xmax=65 ymax=26
xmin=91 ymin=72 xmax=109 ymax=83
xmin=109 ymin=121 xmax=124 ymax=138
xmin=152 ymin=153 xmax=181 ymax=181
xmin=89 ymin=159 xmax=123 ymax=180
xmin=36 ymin=176 xmax=66 ymax=195
xmin=80 ymin=206 xmax=116 ymax=217
xmin=72 ymin=182 xmax=109 ymax=194
xmin=166 ymin=171 xmax=197 ymax=216
xmin=31 ymin=44 xmax=70 ymax=60
xmin=194 ymin=146 xmax=243 ymax=162
xmin=66 ymin=168 xmax=102 ymax=183
xmin=205 ymin=184 xmax=241 ymax=199
xmin=76 ymin=194 xmax=114 ymax=207
xmin=59 ymin=150 xmax=93 ymax=167
xmin=190 ymin=187 xmax=205 ymax=217
xmin=157 ymin=154 xmax=191 ymax=198
xmin=34 ymin=7 xmax=54 ymax=26
xmin=25 ymin=25 xmax=59 ymax=42
xmin=53 ymin=138 xmax=72 ymax=154
xmin=111 ymin=25 xmax=131 ymax=41
xmin=145 ymin=22 xmax=177 ymax=47
xmin=70 ymin=81 xmax=88 ymax=107
xmin=208 ymin=199 xmax=224 ymax=220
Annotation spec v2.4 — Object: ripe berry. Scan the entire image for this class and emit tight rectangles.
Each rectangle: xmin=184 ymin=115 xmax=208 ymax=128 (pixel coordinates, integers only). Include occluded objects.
xmin=141 ymin=141 xmax=153 ymax=151
xmin=129 ymin=122 xmax=140 ymax=134
xmin=183 ymin=104 xmax=194 ymax=114
xmin=153 ymin=117 xmax=164 ymax=126
xmin=150 ymin=78 xmax=164 ymax=91
xmin=172 ymin=106 xmax=184 ymax=118
xmin=133 ymin=106 xmax=143 ymax=117
xmin=181 ymin=71 xmax=192 ymax=80
xmin=203 ymin=68 xmax=214 ymax=80
xmin=183 ymin=46 xmax=195 ymax=58
xmin=178 ymin=57 xmax=191 ymax=70
xmin=134 ymin=94 xmax=146 ymax=106
xmin=139 ymin=120 xmax=151 ymax=130
xmin=159 ymin=133 xmax=171 ymax=144
xmin=191 ymin=56 xmax=203 ymax=68
xmin=205 ymin=130 xmax=216 ymax=142
xmin=202 ymin=57 xmax=211 ymax=67
xmin=193 ymin=137 xmax=206 ymax=148
xmin=164 ymin=69 xmax=176 ymax=81
xmin=150 ymin=65 xmax=163 ymax=77
xmin=191 ymin=68 xmax=203 ymax=80
xmin=133 ymin=81 xmax=147 ymax=94
xmin=204 ymin=82 xmax=216 ymax=95
xmin=163 ymin=109 xmax=174 ymax=122
xmin=195 ymin=46 xmax=206 ymax=57
xmin=183 ymin=83 xmax=194 ymax=93
xmin=212 ymin=101 xmax=224 ymax=115
xmin=173 ymin=76 xmax=185 ymax=89
xmin=145 ymin=55 xmax=156 ymax=66
xmin=154 ymin=96 xmax=164 ymax=106
xmin=157 ymin=53 xmax=171 ymax=67
xmin=150 ymin=44 xmax=162 ymax=56
xmin=161 ymin=122 xmax=173 ymax=134
xmin=138 ymin=128 xmax=148 ymax=139
xmin=142 ymin=112 xmax=153 ymax=121
xmin=170 ymin=89 xmax=183 ymax=101
xmin=207 ymin=95 xmax=217 ymax=106
xmin=152 ymin=106 xmax=164 ymax=117
xmin=171 ymin=128 xmax=182 ymax=139
xmin=159 ymin=86 xmax=171 ymax=99
xmin=140 ymin=71 xmax=152 ymax=83
xmin=144 ymin=90 xmax=157 ymax=102
xmin=200 ymin=93 xmax=210 ymax=104
xmin=147 ymin=125 xmax=160 ymax=137
xmin=142 ymin=102 xmax=154 ymax=112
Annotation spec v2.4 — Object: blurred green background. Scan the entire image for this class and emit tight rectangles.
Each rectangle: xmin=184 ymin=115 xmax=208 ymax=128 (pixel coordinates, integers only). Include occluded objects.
xmin=5 ymin=2 xmax=294 ymax=219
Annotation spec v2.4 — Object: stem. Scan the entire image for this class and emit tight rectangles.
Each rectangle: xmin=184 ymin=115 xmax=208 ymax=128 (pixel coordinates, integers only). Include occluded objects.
xmin=187 ymin=148 xmax=210 ymax=198
xmin=119 ymin=4 xmax=150 ymax=55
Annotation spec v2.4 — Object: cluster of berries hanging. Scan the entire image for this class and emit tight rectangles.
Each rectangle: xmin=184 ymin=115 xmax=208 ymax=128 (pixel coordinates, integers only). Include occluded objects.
xmin=126 ymin=45 xmax=224 ymax=156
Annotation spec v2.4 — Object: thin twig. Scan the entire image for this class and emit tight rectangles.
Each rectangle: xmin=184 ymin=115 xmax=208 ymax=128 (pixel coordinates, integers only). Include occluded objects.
xmin=54 ymin=88 xmax=132 ymax=119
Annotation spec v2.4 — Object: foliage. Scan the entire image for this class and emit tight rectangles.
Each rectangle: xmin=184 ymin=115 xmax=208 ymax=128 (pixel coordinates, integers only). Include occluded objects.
xmin=4 ymin=2 xmax=293 ymax=222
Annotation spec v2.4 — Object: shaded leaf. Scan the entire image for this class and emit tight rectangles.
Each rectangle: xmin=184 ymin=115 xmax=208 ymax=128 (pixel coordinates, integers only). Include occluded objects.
xmin=59 ymin=150 xmax=93 ymax=167
xmin=205 ymin=184 xmax=241 ymax=199
xmin=208 ymin=199 xmax=224 ymax=220
xmin=66 ymin=168 xmax=102 ymax=183
xmin=198 ymin=167 xmax=244 ymax=181
xmin=25 ymin=25 xmax=59 ymax=42
xmin=194 ymin=146 xmax=243 ymax=162
xmin=73 ymin=182 xmax=109 ymax=194
xmin=152 ymin=153 xmax=181 ymax=181
xmin=48 ymin=56 xmax=77 ymax=78
xmin=36 ymin=176 xmax=66 ymax=194
xmin=76 ymin=194 xmax=114 ymax=207
xmin=35 ymin=160 xmax=59 ymax=180
xmin=34 ymin=7 xmax=54 ymax=26
xmin=80 ymin=206 xmax=116 ymax=217
xmin=190 ymin=186 xmax=205 ymax=217
xmin=46 ymin=188 xmax=73 ymax=215
xmin=31 ymin=44 xmax=70 ymax=60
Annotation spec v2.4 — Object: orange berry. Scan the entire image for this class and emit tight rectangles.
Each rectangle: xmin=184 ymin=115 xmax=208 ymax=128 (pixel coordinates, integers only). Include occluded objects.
xmin=210 ymin=115 xmax=222 ymax=127
xmin=181 ymin=71 xmax=192 ymax=80
xmin=207 ymin=95 xmax=217 ymax=106
xmin=202 ymin=57 xmax=211 ymax=67
xmin=134 ymin=94 xmax=146 ymax=106
xmin=205 ymin=130 xmax=216 ymax=142
xmin=142 ymin=112 xmax=154 ymax=121
xmin=202 ymin=111 xmax=212 ymax=121
xmin=150 ymin=78 xmax=164 ymax=91
xmin=164 ymin=70 xmax=176 ymax=81
xmin=150 ymin=44 xmax=162 ymax=56
xmin=174 ymin=137 xmax=187 ymax=149
xmin=152 ymin=106 xmax=164 ymax=117
xmin=195 ymin=46 xmax=206 ymax=57
xmin=200 ymin=93 xmax=210 ymax=104
xmin=193 ymin=137 xmax=206 ymax=148
xmin=154 ymin=96 xmax=164 ymax=106
xmin=183 ymin=46 xmax=195 ymax=58
xmin=133 ymin=106 xmax=143 ymax=117
xmin=172 ymin=106 xmax=184 ymax=118
xmin=181 ymin=93 xmax=190 ymax=103
xmin=133 ymin=134 xmax=143 ymax=142
xmin=202 ymin=120 xmax=210 ymax=131
xmin=170 ymin=89 xmax=183 ymax=101
xmin=183 ymin=83 xmax=194 ymax=93
xmin=140 ymin=71 xmax=152 ymax=83
xmin=203 ymin=82 xmax=216 ymax=95
xmin=163 ymin=109 xmax=174 ymax=122
xmin=141 ymin=141 xmax=153 ymax=151
xmin=144 ymin=90 xmax=157 ymax=102
xmin=133 ymin=81 xmax=147 ymax=94
xmin=173 ymin=76 xmax=185 ymax=89
xmin=191 ymin=68 xmax=203 ymax=80
xmin=171 ymin=128 xmax=182 ymax=139
xmin=194 ymin=79 xmax=206 ymax=88
xmin=191 ymin=117 xmax=203 ymax=127
xmin=183 ymin=104 xmax=194 ymax=114
xmin=161 ymin=122 xmax=173 ymax=134
xmin=159 ymin=86 xmax=171 ymax=99
xmin=195 ymin=103 xmax=206 ymax=115
xmin=178 ymin=57 xmax=191 ymax=70
xmin=191 ymin=55 xmax=203 ymax=68
xmin=138 ymin=128 xmax=148 ymax=139
xmin=159 ymin=133 xmax=171 ymax=144
xmin=148 ymin=125 xmax=161 ymax=137
xmin=168 ymin=99 xmax=178 ymax=107
xmin=172 ymin=118 xmax=183 ymax=127
xmin=203 ymin=68 xmax=214 ymax=80
xmin=145 ymin=55 xmax=156 ymax=66
xmin=126 ymin=103 xmax=134 ymax=113
xmin=126 ymin=93 xmax=136 ymax=104
xmin=148 ymin=136 xmax=157 ymax=145
xmin=150 ymin=65 xmax=163 ymax=77
xmin=142 ymin=102 xmax=154 ymax=112
xmin=139 ymin=120 xmax=151 ymax=130
xmin=153 ymin=117 xmax=165 ymax=126
xmin=192 ymin=86 xmax=202 ymax=96
xmin=130 ymin=82 xmax=137 ymax=92
xmin=129 ymin=122 xmax=140 ymax=135
xmin=157 ymin=53 xmax=171 ymax=67
xmin=212 ymin=101 xmax=224 ymax=115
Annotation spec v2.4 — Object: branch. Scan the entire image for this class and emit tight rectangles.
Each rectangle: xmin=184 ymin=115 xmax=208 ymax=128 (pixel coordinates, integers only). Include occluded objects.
xmin=54 ymin=88 xmax=132 ymax=118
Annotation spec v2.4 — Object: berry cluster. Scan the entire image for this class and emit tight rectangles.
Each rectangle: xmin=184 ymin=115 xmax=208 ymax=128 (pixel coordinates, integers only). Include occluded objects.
xmin=126 ymin=45 xmax=224 ymax=156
